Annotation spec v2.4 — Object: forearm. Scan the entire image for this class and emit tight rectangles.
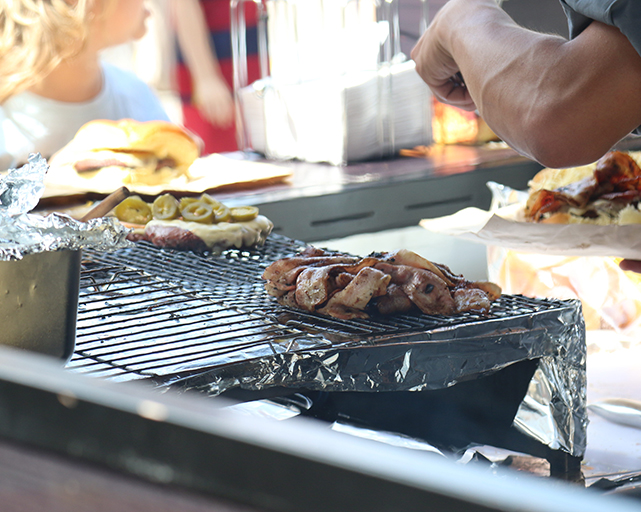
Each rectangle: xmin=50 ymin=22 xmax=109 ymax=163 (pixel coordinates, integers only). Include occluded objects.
xmin=172 ymin=0 xmax=223 ymax=84
xmin=436 ymin=1 xmax=571 ymax=161
xmin=413 ymin=0 xmax=641 ymax=167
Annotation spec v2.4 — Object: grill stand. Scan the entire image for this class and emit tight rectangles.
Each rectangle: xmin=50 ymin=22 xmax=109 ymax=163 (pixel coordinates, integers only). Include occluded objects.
xmin=71 ymin=238 xmax=587 ymax=481
xmin=220 ymin=358 xmax=582 ymax=480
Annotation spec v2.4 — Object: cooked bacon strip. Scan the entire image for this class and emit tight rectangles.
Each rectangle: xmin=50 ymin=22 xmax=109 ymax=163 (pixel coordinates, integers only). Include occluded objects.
xmin=594 ymin=151 xmax=641 ymax=193
xmin=555 ymin=176 xmax=598 ymax=208
xmin=598 ymin=190 xmax=641 ymax=203
xmin=317 ymin=267 xmax=390 ymax=319
xmin=334 ymin=272 xmax=354 ymax=290
xmin=468 ymin=281 xmax=502 ymax=301
xmin=380 ymin=249 xmax=456 ymax=287
xmin=374 ymin=284 xmax=414 ymax=315
xmin=262 ymin=255 xmax=360 ymax=291
xmin=453 ymin=288 xmax=491 ymax=314
xmin=263 ymin=248 xmax=501 ymax=320
xmin=294 ymin=265 xmax=343 ymax=311
xmin=397 ymin=266 xmax=456 ymax=316
xmin=525 ymin=189 xmax=580 ymax=222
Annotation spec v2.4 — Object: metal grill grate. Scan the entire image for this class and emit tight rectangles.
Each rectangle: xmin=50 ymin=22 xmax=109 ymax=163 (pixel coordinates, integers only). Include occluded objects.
xmin=68 ymin=234 xmax=571 ymax=384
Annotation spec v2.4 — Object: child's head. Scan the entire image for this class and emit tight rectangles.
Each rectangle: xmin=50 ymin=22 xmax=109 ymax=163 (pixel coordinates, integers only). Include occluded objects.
xmin=0 ymin=0 xmax=150 ymax=103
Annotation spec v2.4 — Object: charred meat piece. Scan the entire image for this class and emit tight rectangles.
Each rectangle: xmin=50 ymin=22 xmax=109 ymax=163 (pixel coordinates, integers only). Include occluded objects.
xmin=525 ymin=189 xmax=581 ymax=222
xmin=594 ymin=151 xmax=641 ymax=193
xmin=373 ymin=262 xmax=455 ymax=315
xmin=294 ymin=265 xmax=345 ymax=311
xmin=401 ymin=267 xmax=456 ymax=316
xmin=317 ymin=267 xmax=390 ymax=320
xmin=380 ymin=249 xmax=458 ymax=286
xmin=453 ymin=288 xmax=491 ymax=315
xmin=374 ymin=284 xmax=414 ymax=315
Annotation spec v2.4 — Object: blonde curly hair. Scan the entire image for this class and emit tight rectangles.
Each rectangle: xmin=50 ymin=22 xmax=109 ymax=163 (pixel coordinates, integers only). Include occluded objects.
xmin=0 ymin=0 xmax=97 ymax=103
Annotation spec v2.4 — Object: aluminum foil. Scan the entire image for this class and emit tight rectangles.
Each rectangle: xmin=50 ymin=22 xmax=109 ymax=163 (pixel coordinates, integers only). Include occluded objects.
xmin=0 ymin=154 xmax=131 ymax=260
xmin=165 ymin=295 xmax=587 ymax=458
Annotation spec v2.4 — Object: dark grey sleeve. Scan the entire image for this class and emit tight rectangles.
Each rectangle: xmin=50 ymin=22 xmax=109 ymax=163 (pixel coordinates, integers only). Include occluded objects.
xmin=560 ymin=0 xmax=641 ymax=57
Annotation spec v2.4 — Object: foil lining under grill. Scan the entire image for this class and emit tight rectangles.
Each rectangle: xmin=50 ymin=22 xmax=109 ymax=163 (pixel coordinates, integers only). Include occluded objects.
xmin=68 ymin=234 xmax=587 ymax=457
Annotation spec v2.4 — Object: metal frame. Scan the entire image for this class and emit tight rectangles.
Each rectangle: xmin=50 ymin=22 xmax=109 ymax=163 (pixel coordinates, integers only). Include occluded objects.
xmin=0 ymin=346 xmax=638 ymax=512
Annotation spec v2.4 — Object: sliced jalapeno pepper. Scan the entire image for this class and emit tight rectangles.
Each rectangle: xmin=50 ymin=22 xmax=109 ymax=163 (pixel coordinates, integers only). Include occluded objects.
xmin=178 ymin=197 xmax=199 ymax=216
xmin=212 ymin=203 xmax=231 ymax=223
xmin=152 ymin=193 xmax=180 ymax=220
xmin=198 ymin=194 xmax=232 ymax=222
xmin=114 ymin=195 xmax=153 ymax=225
xmin=230 ymin=206 xmax=259 ymax=222
xmin=181 ymin=201 xmax=215 ymax=224
xmin=199 ymin=193 xmax=220 ymax=206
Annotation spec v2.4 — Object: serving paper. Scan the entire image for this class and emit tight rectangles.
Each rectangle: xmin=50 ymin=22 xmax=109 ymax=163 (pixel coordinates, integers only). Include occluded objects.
xmin=43 ymin=153 xmax=293 ymax=198
xmin=420 ymin=203 xmax=641 ymax=259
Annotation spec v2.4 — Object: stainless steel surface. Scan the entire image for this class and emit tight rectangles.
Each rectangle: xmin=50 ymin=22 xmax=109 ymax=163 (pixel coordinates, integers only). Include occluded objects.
xmin=0 ymin=249 xmax=79 ymax=361
xmin=206 ymin=146 xmax=543 ymax=241
xmin=0 ymin=346 xmax=638 ymax=512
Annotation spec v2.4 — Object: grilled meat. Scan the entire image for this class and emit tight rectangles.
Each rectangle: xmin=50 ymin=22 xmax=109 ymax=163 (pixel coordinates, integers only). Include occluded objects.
xmin=525 ymin=150 xmax=641 ymax=223
xmin=262 ymin=248 xmax=501 ymax=320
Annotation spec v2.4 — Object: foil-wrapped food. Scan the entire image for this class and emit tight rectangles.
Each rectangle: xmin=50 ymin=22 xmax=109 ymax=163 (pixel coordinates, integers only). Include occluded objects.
xmin=0 ymin=153 xmax=131 ymax=260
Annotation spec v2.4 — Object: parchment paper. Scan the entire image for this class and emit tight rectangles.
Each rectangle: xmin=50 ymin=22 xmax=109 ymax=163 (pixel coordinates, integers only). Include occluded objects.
xmin=420 ymin=203 xmax=641 ymax=259
xmin=42 ymin=153 xmax=292 ymax=198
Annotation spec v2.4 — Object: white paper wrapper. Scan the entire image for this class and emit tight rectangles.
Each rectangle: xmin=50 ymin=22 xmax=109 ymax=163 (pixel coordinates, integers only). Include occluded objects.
xmin=420 ymin=203 xmax=641 ymax=259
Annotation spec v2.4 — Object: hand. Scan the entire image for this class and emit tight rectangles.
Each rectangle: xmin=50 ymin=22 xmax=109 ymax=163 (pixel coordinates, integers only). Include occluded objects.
xmin=193 ymin=75 xmax=235 ymax=128
xmin=410 ymin=0 xmax=478 ymax=111
xmin=619 ymin=259 xmax=641 ymax=274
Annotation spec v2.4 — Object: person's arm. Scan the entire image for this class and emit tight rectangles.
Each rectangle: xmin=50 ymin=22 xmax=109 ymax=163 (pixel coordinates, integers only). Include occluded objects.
xmin=619 ymin=259 xmax=641 ymax=273
xmin=411 ymin=0 xmax=641 ymax=168
xmin=171 ymin=0 xmax=234 ymax=128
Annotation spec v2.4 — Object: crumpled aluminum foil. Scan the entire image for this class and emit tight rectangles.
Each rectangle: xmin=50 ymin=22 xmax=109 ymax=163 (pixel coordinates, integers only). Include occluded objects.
xmin=0 ymin=154 xmax=131 ymax=260
xmin=165 ymin=294 xmax=587 ymax=458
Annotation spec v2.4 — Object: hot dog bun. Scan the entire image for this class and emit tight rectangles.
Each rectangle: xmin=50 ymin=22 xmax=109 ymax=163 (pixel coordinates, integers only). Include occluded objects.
xmin=527 ymin=164 xmax=596 ymax=194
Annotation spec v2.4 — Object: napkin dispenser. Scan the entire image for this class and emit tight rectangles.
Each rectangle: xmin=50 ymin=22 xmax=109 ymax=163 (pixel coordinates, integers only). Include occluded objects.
xmin=231 ymin=0 xmax=432 ymax=166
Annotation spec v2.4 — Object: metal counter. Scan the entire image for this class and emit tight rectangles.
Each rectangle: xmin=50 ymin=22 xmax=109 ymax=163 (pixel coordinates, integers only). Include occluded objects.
xmin=213 ymin=145 xmax=543 ymax=241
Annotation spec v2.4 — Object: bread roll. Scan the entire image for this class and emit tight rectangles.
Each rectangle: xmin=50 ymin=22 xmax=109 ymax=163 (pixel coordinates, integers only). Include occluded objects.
xmin=47 ymin=119 xmax=200 ymax=188
xmin=59 ymin=119 xmax=199 ymax=173
xmin=525 ymin=150 xmax=641 ymax=225
xmin=528 ymin=164 xmax=595 ymax=193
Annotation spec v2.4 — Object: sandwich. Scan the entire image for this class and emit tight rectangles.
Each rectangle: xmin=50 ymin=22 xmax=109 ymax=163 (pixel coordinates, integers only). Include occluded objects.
xmin=47 ymin=119 xmax=200 ymax=187
xmin=524 ymin=150 xmax=641 ymax=225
